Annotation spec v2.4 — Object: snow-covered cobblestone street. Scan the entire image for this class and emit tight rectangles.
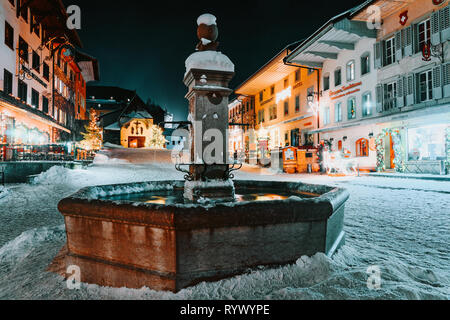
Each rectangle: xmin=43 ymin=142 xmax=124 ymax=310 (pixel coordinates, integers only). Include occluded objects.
xmin=0 ymin=163 xmax=449 ymax=300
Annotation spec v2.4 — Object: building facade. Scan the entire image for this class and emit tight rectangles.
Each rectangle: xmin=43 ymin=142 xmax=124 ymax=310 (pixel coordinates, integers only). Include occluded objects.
xmin=234 ymin=45 xmax=320 ymax=162
xmin=285 ymin=0 xmax=450 ymax=174
xmin=0 ymin=0 xmax=98 ymax=161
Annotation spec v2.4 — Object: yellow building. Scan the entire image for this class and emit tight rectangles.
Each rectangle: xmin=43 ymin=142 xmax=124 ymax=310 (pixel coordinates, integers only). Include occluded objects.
xmin=235 ymin=44 xmax=321 ymax=157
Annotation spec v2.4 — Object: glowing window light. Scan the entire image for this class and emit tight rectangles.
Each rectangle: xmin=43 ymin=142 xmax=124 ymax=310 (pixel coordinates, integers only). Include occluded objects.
xmin=276 ymin=87 xmax=292 ymax=104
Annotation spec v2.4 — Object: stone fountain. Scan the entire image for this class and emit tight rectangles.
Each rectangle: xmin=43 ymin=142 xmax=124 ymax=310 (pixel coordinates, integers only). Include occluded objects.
xmin=56 ymin=14 xmax=349 ymax=292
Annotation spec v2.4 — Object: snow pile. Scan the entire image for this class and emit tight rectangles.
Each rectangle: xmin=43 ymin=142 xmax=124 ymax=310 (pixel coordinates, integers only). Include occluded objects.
xmin=31 ymin=166 xmax=73 ymax=186
xmin=0 ymin=186 xmax=8 ymax=200
xmin=197 ymin=13 xmax=217 ymax=26
xmin=0 ymin=225 xmax=65 ymax=268
xmin=93 ymin=153 xmax=130 ymax=165
xmin=185 ymin=51 xmax=234 ymax=74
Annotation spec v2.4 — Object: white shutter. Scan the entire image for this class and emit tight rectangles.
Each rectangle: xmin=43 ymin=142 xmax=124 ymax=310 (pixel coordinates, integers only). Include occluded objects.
xmin=396 ymin=77 xmax=405 ymax=108
xmin=376 ymin=84 xmax=383 ymax=112
xmin=432 ymin=65 xmax=443 ymax=100
xmin=406 ymin=74 xmax=415 ymax=106
xmin=395 ymin=31 xmax=403 ymax=61
xmin=442 ymin=63 xmax=450 ymax=97
xmin=431 ymin=10 xmax=441 ymax=45
xmin=403 ymin=26 xmax=413 ymax=56
xmin=374 ymin=42 xmax=382 ymax=69
xmin=440 ymin=6 xmax=450 ymax=42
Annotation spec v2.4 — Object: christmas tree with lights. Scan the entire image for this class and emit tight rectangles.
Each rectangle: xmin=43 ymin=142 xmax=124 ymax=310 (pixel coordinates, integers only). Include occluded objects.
xmin=146 ymin=125 xmax=167 ymax=149
xmin=80 ymin=109 xmax=102 ymax=151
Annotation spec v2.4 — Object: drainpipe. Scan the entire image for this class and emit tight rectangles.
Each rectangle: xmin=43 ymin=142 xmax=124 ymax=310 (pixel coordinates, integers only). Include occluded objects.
xmin=283 ymin=56 xmax=321 ymax=146
xmin=51 ymin=53 xmax=55 ymax=143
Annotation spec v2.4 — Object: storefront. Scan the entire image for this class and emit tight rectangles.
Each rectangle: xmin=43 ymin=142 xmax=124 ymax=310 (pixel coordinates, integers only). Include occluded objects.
xmin=1 ymin=100 xmax=69 ymax=161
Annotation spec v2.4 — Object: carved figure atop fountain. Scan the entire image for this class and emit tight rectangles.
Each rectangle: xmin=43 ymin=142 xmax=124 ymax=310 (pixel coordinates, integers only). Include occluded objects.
xmin=180 ymin=14 xmax=239 ymax=203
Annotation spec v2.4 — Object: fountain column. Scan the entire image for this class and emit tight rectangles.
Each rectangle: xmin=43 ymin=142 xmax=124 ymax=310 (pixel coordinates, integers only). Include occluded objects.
xmin=182 ymin=14 xmax=236 ymax=202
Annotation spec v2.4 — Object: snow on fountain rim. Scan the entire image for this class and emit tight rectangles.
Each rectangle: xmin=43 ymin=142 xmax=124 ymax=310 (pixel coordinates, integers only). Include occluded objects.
xmin=65 ymin=180 xmax=344 ymax=211
xmin=185 ymin=51 xmax=234 ymax=76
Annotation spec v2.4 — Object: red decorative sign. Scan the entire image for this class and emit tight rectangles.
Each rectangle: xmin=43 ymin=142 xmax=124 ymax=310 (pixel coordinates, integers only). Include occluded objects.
xmin=422 ymin=43 xmax=432 ymax=61
xmin=399 ymin=11 xmax=408 ymax=26
xmin=432 ymin=0 xmax=446 ymax=6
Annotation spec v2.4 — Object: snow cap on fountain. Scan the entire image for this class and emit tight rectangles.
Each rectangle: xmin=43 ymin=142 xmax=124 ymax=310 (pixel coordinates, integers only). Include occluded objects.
xmin=185 ymin=51 xmax=234 ymax=75
xmin=197 ymin=13 xmax=217 ymax=26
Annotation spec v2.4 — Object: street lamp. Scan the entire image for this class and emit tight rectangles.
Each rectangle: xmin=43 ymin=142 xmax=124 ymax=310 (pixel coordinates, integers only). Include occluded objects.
xmin=307 ymin=91 xmax=322 ymax=146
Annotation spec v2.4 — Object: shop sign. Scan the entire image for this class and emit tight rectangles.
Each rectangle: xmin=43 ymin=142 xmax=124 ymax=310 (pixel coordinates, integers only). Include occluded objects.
xmin=329 ymin=82 xmax=362 ymax=100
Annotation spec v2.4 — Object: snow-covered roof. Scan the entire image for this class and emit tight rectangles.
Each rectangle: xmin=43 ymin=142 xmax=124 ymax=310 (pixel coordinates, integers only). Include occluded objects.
xmin=104 ymin=122 xmax=121 ymax=131
xmin=185 ymin=51 xmax=234 ymax=75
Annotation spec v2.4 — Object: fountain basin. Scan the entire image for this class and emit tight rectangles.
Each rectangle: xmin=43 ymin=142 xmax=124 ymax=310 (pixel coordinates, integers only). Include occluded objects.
xmin=57 ymin=180 xmax=349 ymax=292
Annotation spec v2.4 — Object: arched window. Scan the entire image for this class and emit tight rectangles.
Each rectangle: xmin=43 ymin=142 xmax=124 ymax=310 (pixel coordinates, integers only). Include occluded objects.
xmin=140 ymin=127 xmax=143 ymax=135
xmin=356 ymin=138 xmax=369 ymax=157
xmin=131 ymin=127 xmax=135 ymax=135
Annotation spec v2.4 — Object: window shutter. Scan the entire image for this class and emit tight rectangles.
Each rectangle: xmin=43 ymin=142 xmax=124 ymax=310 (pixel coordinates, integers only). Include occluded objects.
xmin=406 ymin=74 xmax=415 ymax=106
xmin=376 ymin=84 xmax=383 ymax=112
xmin=442 ymin=62 xmax=450 ymax=97
xmin=374 ymin=42 xmax=382 ymax=69
xmin=431 ymin=10 xmax=441 ymax=45
xmin=440 ymin=6 xmax=450 ymax=42
xmin=433 ymin=65 xmax=443 ymax=100
xmin=396 ymin=77 xmax=405 ymax=108
xmin=395 ymin=31 xmax=403 ymax=61
xmin=403 ymin=26 xmax=413 ymax=56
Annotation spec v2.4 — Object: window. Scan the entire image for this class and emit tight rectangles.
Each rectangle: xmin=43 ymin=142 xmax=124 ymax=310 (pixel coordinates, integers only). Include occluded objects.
xmin=335 ymin=102 xmax=342 ymax=123
xmin=32 ymin=51 xmax=40 ymax=72
xmin=258 ymin=109 xmax=265 ymax=123
xmin=295 ymin=95 xmax=300 ymax=113
xmin=295 ymin=69 xmax=301 ymax=82
xmin=323 ymin=74 xmax=330 ymax=91
xmin=407 ymin=124 xmax=446 ymax=161
xmin=356 ymin=138 xmax=369 ymax=157
xmin=43 ymin=96 xmax=49 ymax=114
xmin=346 ymin=60 xmax=355 ymax=81
xmin=18 ymin=37 xmax=29 ymax=63
xmin=18 ymin=0 xmax=28 ymax=22
xmin=362 ymin=92 xmax=372 ymax=117
xmin=347 ymin=97 xmax=356 ymax=120
xmin=383 ymin=82 xmax=397 ymax=110
xmin=361 ymin=53 xmax=370 ymax=75
xmin=417 ymin=19 xmax=431 ymax=54
xmin=31 ymin=14 xmax=40 ymax=37
xmin=63 ymin=61 xmax=67 ymax=74
xmin=3 ymin=69 xmax=13 ymax=95
xmin=284 ymin=78 xmax=289 ymax=89
xmin=323 ymin=107 xmax=330 ymax=125
xmin=284 ymin=101 xmax=289 ymax=116
xmin=269 ymin=105 xmax=277 ymax=120
xmin=4 ymin=21 xmax=14 ymax=50
xmin=43 ymin=63 xmax=49 ymax=81
xmin=418 ymin=70 xmax=433 ymax=102
xmin=384 ymin=37 xmax=396 ymax=66
xmin=18 ymin=79 xmax=27 ymax=102
xmin=270 ymin=85 xmax=275 ymax=96
xmin=334 ymin=68 xmax=342 ymax=87
xmin=259 ymin=91 xmax=263 ymax=102
xmin=338 ymin=140 xmax=343 ymax=151
xmin=31 ymin=89 xmax=39 ymax=108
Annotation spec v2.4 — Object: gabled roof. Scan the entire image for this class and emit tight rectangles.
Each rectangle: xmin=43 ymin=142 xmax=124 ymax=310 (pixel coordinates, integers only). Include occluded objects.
xmin=234 ymin=41 xmax=302 ymax=96
xmin=284 ymin=1 xmax=377 ymax=68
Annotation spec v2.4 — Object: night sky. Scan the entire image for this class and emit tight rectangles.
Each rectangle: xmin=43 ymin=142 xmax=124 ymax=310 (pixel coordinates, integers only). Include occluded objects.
xmin=65 ymin=0 xmax=363 ymax=120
